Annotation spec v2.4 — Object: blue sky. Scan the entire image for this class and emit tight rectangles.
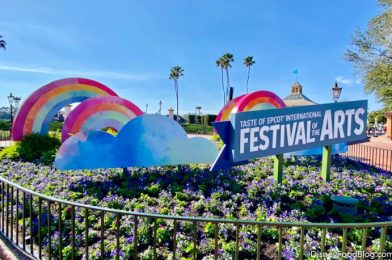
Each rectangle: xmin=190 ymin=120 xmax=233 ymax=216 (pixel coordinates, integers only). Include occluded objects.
xmin=0 ymin=0 xmax=382 ymax=114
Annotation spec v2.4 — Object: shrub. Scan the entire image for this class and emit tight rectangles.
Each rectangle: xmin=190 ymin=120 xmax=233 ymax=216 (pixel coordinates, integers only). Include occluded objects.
xmin=49 ymin=121 xmax=63 ymax=132
xmin=0 ymin=120 xmax=10 ymax=130
xmin=17 ymin=133 xmax=61 ymax=163
xmin=201 ymin=114 xmax=217 ymax=126
xmin=0 ymin=144 xmax=20 ymax=160
xmin=181 ymin=124 xmax=213 ymax=134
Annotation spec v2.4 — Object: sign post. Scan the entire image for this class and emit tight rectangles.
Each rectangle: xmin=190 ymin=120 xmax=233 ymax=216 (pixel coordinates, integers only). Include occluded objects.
xmin=211 ymin=100 xmax=368 ymax=183
xmin=274 ymin=154 xmax=283 ymax=183
xmin=321 ymin=145 xmax=332 ymax=181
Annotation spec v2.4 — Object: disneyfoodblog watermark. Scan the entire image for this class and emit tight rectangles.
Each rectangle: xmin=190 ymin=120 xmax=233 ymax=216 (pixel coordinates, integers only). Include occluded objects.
xmin=309 ymin=250 xmax=392 ymax=259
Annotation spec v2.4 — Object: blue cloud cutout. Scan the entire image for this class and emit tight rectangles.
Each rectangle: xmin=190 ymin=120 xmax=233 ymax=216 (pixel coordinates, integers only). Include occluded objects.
xmin=55 ymin=131 xmax=118 ymax=170
xmin=55 ymin=114 xmax=219 ymax=170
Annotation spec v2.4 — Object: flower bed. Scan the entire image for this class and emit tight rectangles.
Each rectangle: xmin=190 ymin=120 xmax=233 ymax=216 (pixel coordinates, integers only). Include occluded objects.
xmin=0 ymin=156 xmax=391 ymax=259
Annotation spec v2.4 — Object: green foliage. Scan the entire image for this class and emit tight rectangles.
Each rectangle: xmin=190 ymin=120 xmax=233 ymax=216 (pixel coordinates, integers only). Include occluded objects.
xmin=183 ymin=114 xmax=217 ymax=126
xmin=146 ymin=184 xmax=161 ymax=197
xmin=156 ymin=226 xmax=171 ymax=244
xmin=346 ymin=0 xmax=392 ymax=109
xmin=181 ymin=123 xmax=213 ymax=134
xmin=17 ymin=133 xmax=61 ymax=164
xmin=211 ymin=134 xmax=224 ymax=149
xmin=49 ymin=121 xmax=63 ymax=132
xmin=104 ymin=127 xmax=118 ymax=136
xmin=183 ymin=114 xmax=199 ymax=124
xmin=368 ymin=110 xmax=387 ymax=124
xmin=0 ymin=143 xmax=19 ymax=160
xmin=202 ymin=114 xmax=217 ymax=126
xmin=0 ymin=120 xmax=10 ymax=130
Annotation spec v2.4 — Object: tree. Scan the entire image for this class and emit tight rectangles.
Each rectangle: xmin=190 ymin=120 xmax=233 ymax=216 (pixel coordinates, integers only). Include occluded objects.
xmin=243 ymin=56 xmax=255 ymax=94
xmin=216 ymin=57 xmax=226 ymax=106
xmin=0 ymin=35 xmax=6 ymax=50
xmin=368 ymin=110 xmax=387 ymax=125
xmin=169 ymin=66 xmax=184 ymax=122
xmin=220 ymin=53 xmax=234 ymax=102
xmin=346 ymin=0 xmax=392 ymax=109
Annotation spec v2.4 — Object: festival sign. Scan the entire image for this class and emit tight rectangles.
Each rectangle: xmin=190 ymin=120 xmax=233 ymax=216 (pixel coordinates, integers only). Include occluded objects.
xmin=211 ymin=100 xmax=368 ymax=171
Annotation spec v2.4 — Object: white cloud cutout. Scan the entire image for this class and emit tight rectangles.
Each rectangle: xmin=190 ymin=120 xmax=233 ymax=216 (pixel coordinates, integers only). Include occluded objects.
xmin=335 ymin=76 xmax=361 ymax=86
xmin=0 ymin=64 xmax=153 ymax=81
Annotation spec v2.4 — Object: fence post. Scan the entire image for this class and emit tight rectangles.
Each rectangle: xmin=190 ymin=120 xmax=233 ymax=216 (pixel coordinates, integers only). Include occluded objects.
xmin=321 ymin=145 xmax=332 ymax=181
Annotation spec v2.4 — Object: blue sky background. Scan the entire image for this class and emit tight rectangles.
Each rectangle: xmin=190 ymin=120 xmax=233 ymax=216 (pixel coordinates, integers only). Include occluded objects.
xmin=0 ymin=0 xmax=382 ymax=114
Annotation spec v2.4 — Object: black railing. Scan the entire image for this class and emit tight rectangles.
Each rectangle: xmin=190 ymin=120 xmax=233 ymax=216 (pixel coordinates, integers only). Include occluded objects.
xmin=0 ymin=175 xmax=390 ymax=259
xmin=341 ymin=143 xmax=392 ymax=172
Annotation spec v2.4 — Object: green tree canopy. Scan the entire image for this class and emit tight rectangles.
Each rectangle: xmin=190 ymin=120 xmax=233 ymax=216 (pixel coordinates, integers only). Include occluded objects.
xmin=243 ymin=56 xmax=255 ymax=94
xmin=169 ymin=66 xmax=184 ymax=122
xmin=346 ymin=0 xmax=392 ymax=109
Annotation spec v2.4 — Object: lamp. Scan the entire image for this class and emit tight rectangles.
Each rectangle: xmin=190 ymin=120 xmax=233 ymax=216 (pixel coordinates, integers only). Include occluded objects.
xmin=7 ymin=93 xmax=13 ymax=104
xmin=332 ymin=82 xmax=342 ymax=103
xmin=158 ymin=100 xmax=162 ymax=115
xmin=7 ymin=93 xmax=22 ymax=130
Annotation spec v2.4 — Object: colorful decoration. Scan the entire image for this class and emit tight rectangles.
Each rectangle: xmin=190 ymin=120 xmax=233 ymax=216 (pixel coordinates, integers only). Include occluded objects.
xmin=231 ymin=90 xmax=287 ymax=113
xmin=215 ymin=91 xmax=286 ymax=122
xmin=215 ymin=95 xmax=245 ymax=122
xmin=55 ymin=115 xmax=219 ymax=170
xmin=61 ymin=96 xmax=143 ymax=142
xmin=12 ymin=78 xmax=118 ymax=141
xmin=211 ymin=100 xmax=367 ymax=171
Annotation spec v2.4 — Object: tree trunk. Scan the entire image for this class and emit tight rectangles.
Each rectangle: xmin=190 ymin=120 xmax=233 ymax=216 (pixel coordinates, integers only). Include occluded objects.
xmin=176 ymin=80 xmax=179 ymax=122
xmin=225 ymin=68 xmax=230 ymax=103
xmin=246 ymin=66 xmax=250 ymax=94
xmin=221 ymin=68 xmax=225 ymax=106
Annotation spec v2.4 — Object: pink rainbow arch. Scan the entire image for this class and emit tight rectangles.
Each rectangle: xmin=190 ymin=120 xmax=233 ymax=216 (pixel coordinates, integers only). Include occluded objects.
xmin=12 ymin=78 xmax=118 ymax=141
xmin=61 ymin=96 xmax=143 ymax=142
xmin=215 ymin=90 xmax=286 ymax=122
xmin=215 ymin=94 xmax=246 ymax=122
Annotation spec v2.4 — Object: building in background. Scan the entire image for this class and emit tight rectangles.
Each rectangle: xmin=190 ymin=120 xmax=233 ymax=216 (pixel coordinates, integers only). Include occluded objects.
xmin=283 ymin=81 xmax=316 ymax=107
xmin=384 ymin=111 xmax=392 ymax=140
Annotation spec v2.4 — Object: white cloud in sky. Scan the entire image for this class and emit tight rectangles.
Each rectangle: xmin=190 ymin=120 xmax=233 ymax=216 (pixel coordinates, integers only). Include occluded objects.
xmin=335 ymin=76 xmax=361 ymax=86
xmin=0 ymin=64 xmax=153 ymax=81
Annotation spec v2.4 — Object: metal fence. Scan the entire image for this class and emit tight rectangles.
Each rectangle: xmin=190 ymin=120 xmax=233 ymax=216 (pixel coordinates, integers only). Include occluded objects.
xmin=0 ymin=175 xmax=390 ymax=260
xmin=341 ymin=143 xmax=392 ymax=172
xmin=0 ymin=129 xmax=11 ymax=141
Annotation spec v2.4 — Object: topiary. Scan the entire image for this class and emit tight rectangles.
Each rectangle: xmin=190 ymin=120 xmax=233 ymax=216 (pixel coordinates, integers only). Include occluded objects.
xmin=17 ymin=133 xmax=61 ymax=164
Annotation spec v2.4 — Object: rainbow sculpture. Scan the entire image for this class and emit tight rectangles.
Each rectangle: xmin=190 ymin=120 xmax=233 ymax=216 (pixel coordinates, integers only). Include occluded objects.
xmin=216 ymin=90 xmax=286 ymax=122
xmin=12 ymin=78 xmax=118 ymax=141
xmin=215 ymin=94 xmax=245 ymax=122
xmin=61 ymin=96 xmax=143 ymax=142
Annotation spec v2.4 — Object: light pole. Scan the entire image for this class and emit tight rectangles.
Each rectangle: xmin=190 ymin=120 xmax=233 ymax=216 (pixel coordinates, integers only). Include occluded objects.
xmin=158 ymin=101 xmax=162 ymax=115
xmin=332 ymin=82 xmax=342 ymax=103
xmin=7 ymin=93 xmax=21 ymax=130
xmin=322 ymin=82 xmax=342 ymax=182
xmin=195 ymin=106 xmax=202 ymax=124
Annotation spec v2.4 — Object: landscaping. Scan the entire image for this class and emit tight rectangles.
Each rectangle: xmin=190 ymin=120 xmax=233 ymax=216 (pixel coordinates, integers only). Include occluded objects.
xmin=0 ymin=155 xmax=390 ymax=259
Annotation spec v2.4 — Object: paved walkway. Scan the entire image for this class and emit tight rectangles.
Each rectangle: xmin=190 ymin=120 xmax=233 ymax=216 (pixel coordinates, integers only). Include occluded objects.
xmin=0 ymin=232 xmax=32 ymax=259
xmin=0 ymin=140 xmax=13 ymax=148
xmin=342 ymin=135 xmax=392 ymax=171
xmin=363 ymin=135 xmax=392 ymax=150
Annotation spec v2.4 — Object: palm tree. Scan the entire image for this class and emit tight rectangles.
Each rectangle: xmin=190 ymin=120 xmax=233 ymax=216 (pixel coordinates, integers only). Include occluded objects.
xmin=216 ymin=57 xmax=226 ymax=106
xmin=0 ymin=36 xmax=6 ymax=50
xmin=221 ymin=53 xmax=234 ymax=102
xmin=169 ymin=66 xmax=184 ymax=122
xmin=243 ymin=56 xmax=255 ymax=93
